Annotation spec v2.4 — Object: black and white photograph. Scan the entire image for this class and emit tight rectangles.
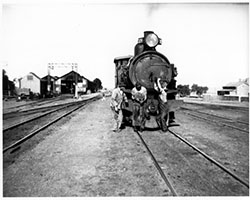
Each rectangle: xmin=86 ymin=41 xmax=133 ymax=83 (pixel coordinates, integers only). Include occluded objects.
xmin=1 ymin=0 xmax=249 ymax=197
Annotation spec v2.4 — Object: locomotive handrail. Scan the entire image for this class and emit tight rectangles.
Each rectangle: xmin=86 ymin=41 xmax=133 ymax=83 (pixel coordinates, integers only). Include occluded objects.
xmin=167 ymin=89 xmax=178 ymax=94
xmin=131 ymin=50 xmax=170 ymax=65
xmin=151 ymin=63 xmax=170 ymax=67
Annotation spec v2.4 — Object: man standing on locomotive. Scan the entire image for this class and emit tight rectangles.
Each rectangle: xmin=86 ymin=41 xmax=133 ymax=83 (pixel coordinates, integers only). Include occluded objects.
xmin=154 ymin=78 xmax=169 ymax=132
xmin=131 ymin=82 xmax=147 ymax=132
xmin=110 ymin=85 xmax=128 ymax=132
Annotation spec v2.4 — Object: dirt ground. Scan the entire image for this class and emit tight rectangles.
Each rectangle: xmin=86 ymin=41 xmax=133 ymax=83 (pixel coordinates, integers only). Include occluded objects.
xmin=3 ymin=97 xmax=170 ymax=197
xmin=3 ymin=97 xmax=249 ymax=196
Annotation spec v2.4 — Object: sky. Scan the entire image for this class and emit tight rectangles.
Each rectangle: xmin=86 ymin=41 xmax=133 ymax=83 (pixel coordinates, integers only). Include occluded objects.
xmin=1 ymin=1 xmax=249 ymax=91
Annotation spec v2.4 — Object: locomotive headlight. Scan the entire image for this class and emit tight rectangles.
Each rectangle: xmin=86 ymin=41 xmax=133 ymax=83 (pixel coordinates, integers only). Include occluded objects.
xmin=145 ymin=33 xmax=159 ymax=47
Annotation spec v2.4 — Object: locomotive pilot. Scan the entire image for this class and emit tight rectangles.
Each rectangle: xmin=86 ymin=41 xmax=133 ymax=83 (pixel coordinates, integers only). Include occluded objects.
xmin=110 ymin=85 xmax=128 ymax=132
xmin=131 ymin=82 xmax=147 ymax=132
xmin=154 ymin=78 xmax=169 ymax=132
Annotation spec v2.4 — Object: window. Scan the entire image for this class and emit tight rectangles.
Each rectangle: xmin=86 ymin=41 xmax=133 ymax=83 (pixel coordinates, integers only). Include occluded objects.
xmin=123 ymin=60 xmax=128 ymax=65
xmin=27 ymin=75 xmax=33 ymax=81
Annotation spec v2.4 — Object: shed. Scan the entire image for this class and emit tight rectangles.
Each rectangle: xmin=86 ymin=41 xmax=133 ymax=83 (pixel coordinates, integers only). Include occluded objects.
xmin=217 ymin=79 xmax=249 ymax=97
xmin=41 ymin=75 xmax=59 ymax=96
xmin=19 ymin=72 xmax=41 ymax=94
xmin=58 ymin=71 xmax=89 ymax=94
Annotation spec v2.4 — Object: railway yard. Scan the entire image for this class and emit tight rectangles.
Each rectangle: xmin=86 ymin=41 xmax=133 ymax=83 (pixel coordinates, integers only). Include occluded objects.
xmin=2 ymin=94 xmax=249 ymax=197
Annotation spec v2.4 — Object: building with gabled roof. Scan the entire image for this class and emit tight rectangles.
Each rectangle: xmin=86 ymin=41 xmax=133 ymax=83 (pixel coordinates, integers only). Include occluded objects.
xmin=18 ymin=72 xmax=41 ymax=94
xmin=41 ymin=75 xmax=59 ymax=96
xmin=217 ymin=78 xmax=249 ymax=97
xmin=56 ymin=70 xmax=95 ymax=94
xmin=17 ymin=70 xmax=97 ymax=97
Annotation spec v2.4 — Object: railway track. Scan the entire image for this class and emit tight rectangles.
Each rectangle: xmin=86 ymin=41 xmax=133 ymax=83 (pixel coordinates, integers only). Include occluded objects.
xmin=135 ymin=126 xmax=249 ymax=196
xmin=180 ymin=107 xmax=249 ymax=133
xmin=3 ymin=100 xmax=88 ymax=126
xmin=3 ymin=101 xmax=83 ymax=132
xmin=135 ymin=130 xmax=178 ymax=196
xmin=168 ymin=128 xmax=249 ymax=188
xmin=3 ymin=95 xmax=100 ymax=153
xmin=3 ymin=95 xmax=69 ymax=113
xmin=184 ymin=101 xmax=249 ymax=113
xmin=3 ymin=97 xmax=78 ymax=118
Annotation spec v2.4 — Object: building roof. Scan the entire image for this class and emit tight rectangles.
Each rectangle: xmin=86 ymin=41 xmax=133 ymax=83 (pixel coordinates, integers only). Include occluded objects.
xmin=218 ymin=89 xmax=235 ymax=92
xmin=30 ymin=72 xmax=41 ymax=80
xmin=60 ymin=70 xmax=77 ymax=78
xmin=225 ymin=79 xmax=249 ymax=87
xmin=114 ymin=55 xmax=133 ymax=62
xmin=19 ymin=72 xmax=41 ymax=80
xmin=41 ymin=75 xmax=59 ymax=81
xmin=59 ymin=70 xmax=91 ymax=82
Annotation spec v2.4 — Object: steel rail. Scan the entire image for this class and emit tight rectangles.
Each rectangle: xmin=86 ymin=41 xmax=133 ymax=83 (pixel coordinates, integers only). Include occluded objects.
xmin=3 ymin=102 xmax=87 ymax=153
xmin=236 ymin=120 xmax=249 ymax=125
xmin=3 ymin=99 xmax=49 ymax=110
xmin=181 ymin=107 xmax=234 ymax=120
xmin=181 ymin=107 xmax=249 ymax=125
xmin=3 ymin=96 xmax=65 ymax=113
xmin=3 ymin=101 xmax=80 ymax=132
xmin=135 ymin=130 xmax=178 ymax=196
xmin=184 ymin=102 xmax=249 ymax=112
xmin=168 ymin=128 xmax=249 ymax=189
xmin=182 ymin=111 xmax=248 ymax=133
xmin=3 ymin=99 xmax=85 ymax=116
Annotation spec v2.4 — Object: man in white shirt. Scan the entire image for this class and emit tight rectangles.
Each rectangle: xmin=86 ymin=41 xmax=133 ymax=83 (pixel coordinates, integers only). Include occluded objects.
xmin=154 ymin=78 xmax=169 ymax=132
xmin=131 ymin=82 xmax=147 ymax=131
xmin=110 ymin=86 xmax=128 ymax=132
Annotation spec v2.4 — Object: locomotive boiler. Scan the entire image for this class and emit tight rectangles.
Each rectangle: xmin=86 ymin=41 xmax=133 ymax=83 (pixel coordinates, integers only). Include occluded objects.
xmin=114 ymin=31 xmax=182 ymax=127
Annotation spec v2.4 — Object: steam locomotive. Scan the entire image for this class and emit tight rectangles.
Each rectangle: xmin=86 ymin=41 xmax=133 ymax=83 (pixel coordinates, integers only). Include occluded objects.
xmin=114 ymin=31 xmax=182 ymax=128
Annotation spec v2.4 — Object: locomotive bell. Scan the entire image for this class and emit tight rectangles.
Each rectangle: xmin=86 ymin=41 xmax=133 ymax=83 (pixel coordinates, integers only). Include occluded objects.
xmin=134 ymin=43 xmax=144 ymax=56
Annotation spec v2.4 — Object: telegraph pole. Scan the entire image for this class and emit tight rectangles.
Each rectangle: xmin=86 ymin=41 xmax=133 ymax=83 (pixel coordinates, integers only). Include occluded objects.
xmin=47 ymin=63 xmax=52 ymax=95
xmin=74 ymin=63 xmax=78 ymax=98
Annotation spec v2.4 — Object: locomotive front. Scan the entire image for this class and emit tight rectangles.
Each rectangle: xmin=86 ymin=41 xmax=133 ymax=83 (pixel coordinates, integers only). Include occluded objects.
xmin=129 ymin=31 xmax=177 ymax=92
xmin=114 ymin=31 xmax=181 ymax=127
xmin=129 ymin=31 xmax=178 ymax=118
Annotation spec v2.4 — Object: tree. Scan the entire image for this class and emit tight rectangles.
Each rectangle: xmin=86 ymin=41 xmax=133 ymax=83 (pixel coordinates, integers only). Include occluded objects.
xmin=2 ymin=69 xmax=15 ymax=96
xmin=3 ymin=69 xmax=9 ymax=95
xmin=93 ymin=78 xmax=103 ymax=91
xmin=177 ymin=84 xmax=190 ymax=97
xmin=9 ymin=80 xmax=15 ymax=94
xmin=191 ymin=84 xmax=208 ymax=96
xmin=191 ymin=84 xmax=199 ymax=92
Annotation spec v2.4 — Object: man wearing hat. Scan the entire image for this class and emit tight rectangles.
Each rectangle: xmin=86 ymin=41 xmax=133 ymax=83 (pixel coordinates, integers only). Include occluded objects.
xmin=110 ymin=85 xmax=128 ymax=132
